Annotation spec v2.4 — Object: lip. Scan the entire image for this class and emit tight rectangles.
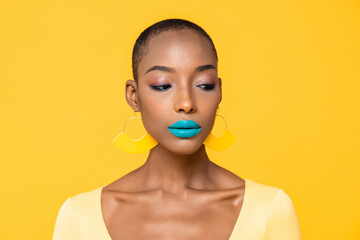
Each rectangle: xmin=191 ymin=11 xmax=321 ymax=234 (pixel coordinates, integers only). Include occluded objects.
xmin=168 ymin=120 xmax=201 ymax=129
xmin=168 ymin=120 xmax=202 ymax=138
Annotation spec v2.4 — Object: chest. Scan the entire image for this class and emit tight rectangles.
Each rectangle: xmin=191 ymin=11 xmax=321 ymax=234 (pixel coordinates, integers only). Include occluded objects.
xmin=103 ymin=199 xmax=242 ymax=240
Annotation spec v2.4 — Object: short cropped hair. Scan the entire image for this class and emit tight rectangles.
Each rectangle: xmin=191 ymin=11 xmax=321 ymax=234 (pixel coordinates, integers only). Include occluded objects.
xmin=132 ymin=18 xmax=218 ymax=82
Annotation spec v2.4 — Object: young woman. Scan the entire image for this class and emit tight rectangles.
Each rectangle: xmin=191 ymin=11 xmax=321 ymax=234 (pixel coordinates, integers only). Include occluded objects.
xmin=53 ymin=18 xmax=301 ymax=240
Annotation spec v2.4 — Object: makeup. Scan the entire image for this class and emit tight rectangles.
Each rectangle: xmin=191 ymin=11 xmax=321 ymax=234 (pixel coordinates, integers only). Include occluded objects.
xmin=168 ymin=120 xmax=201 ymax=138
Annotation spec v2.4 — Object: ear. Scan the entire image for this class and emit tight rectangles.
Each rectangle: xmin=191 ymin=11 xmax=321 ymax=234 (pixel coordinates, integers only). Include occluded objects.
xmin=218 ymin=77 xmax=222 ymax=104
xmin=125 ymin=79 xmax=140 ymax=112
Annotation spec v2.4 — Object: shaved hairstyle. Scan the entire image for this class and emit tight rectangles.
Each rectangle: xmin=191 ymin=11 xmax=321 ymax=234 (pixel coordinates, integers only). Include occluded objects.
xmin=132 ymin=18 xmax=218 ymax=82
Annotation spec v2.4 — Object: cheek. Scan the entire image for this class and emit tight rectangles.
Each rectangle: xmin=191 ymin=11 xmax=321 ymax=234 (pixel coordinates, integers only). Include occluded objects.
xmin=139 ymin=93 xmax=167 ymax=116
xmin=197 ymin=99 xmax=218 ymax=131
xmin=197 ymin=96 xmax=219 ymax=113
xmin=204 ymin=110 xmax=217 ymax=131
xmin=138 ymin=94 xmax=168 ymax=132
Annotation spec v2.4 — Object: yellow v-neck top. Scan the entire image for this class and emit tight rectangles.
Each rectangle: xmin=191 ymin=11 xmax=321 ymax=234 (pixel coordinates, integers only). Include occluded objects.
xmin=53 ymin=179 xmax=301 ymax=240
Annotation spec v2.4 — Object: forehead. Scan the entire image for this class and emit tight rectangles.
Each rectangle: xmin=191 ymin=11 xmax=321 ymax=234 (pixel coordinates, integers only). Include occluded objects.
xmin=139 ymin=29 xmax=217 ymax=72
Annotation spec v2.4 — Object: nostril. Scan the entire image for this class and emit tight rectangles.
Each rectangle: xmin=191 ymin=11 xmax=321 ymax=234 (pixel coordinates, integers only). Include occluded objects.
xmin=177 ymin=108 xmax=195 ymax=113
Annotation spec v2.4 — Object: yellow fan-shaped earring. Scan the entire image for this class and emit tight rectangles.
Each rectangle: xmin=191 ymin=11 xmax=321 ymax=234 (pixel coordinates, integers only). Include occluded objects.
xmin=112 ymin=111 xmax=158 ymax=154
xmin=203 ymin=110 xmax=236 ymax=151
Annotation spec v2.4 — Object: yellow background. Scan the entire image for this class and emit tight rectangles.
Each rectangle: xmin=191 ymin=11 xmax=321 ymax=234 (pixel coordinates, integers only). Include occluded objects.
xmin=1 ymin=0 xmax=359 ymax=239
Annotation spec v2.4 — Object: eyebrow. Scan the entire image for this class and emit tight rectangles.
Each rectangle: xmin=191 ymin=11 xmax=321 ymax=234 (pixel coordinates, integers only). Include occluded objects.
xmin=144 ymin=64 xmax=217 ymax=75
xmin=145 ymin=65 xmax=174 ymax=74
xmin=195 ymin=64 xmax=216 ymax=72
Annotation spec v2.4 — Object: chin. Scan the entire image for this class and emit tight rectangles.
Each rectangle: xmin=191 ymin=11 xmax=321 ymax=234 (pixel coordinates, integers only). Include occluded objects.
xmin=166 ymin=140 xmax=204 ymax=155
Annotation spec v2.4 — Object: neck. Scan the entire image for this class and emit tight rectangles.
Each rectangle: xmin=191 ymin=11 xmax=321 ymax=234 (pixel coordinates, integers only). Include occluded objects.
xmin=140 ymin=144 xmax=215 ymax=194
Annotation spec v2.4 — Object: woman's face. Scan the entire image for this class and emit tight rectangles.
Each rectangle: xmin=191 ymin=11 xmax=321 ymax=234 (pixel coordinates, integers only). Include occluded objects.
xmin=127 ymin=29 xmax=222 ymax=155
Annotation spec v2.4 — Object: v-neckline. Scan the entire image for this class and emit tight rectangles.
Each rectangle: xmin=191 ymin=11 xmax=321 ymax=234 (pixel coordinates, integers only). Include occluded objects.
xmin=97 ymin=179 xmax=250 ymax=240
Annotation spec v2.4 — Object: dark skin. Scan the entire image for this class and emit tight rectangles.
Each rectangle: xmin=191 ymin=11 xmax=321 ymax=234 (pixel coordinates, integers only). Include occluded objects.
xmin=102 ymin=29 xmax=245 ymax=240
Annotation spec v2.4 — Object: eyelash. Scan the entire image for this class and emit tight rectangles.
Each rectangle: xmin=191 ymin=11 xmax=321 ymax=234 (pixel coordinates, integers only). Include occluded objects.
xmin=150 ymin=84 xmax=215 ymax=92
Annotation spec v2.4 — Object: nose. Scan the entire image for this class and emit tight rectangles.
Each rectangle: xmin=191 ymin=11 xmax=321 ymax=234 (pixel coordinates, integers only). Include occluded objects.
xmin=174 ymin=87 xmax=196 ymax=114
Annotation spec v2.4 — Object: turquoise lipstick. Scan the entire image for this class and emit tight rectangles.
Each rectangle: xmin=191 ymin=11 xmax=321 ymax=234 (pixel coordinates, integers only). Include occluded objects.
xmin=168 ymin=120 xmax=201 ymax=138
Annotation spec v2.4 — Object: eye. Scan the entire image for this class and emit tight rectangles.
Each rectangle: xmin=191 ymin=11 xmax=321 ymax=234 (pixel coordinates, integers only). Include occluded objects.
xmin=198 ymin=84 xmax=215 ymax=91
xmin=150 ymin=84 xmax=171 ymax=91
